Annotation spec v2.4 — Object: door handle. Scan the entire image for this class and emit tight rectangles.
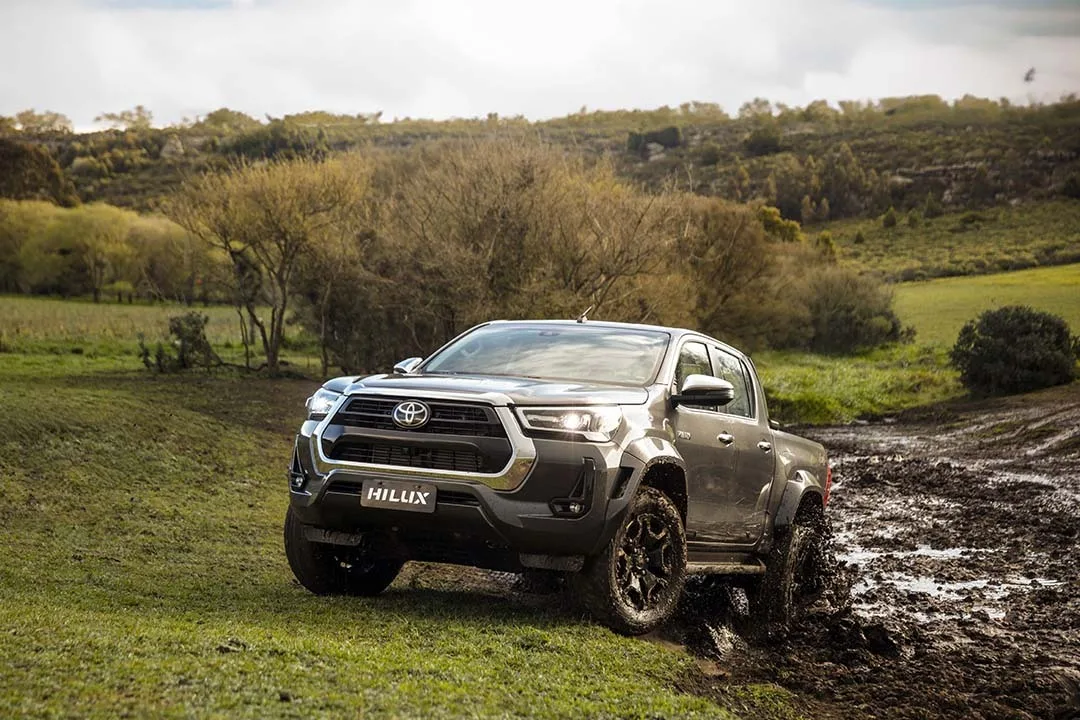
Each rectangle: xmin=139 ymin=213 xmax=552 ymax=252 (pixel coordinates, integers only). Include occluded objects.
xmin=757 ymin=441 xmax=772 ymax=453
xmin=716 ymin=432 xmax=735 ymax=446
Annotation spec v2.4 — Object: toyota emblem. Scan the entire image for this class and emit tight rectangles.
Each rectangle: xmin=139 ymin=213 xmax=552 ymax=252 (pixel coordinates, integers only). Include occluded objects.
xmin=392 ymin=400 xmax=430 ymax=429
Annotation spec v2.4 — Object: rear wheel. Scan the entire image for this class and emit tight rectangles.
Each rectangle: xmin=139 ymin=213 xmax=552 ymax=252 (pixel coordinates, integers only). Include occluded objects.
xmin=757 ymin=508 xmax=828 ymax=631
xmin=573 ymin=487 xmax=687 ymax=635
xmin=284 ymin=506 xmax=403 ymax=596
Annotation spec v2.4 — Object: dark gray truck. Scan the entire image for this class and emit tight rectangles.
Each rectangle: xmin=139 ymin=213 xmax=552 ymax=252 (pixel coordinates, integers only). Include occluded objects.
xmin=285 ymin=320 xmax=831 ymax=634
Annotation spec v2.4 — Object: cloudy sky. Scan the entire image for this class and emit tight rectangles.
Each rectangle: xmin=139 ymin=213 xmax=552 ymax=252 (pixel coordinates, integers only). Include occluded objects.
xmin=1 ymin=0 xmax=1078 ymax=129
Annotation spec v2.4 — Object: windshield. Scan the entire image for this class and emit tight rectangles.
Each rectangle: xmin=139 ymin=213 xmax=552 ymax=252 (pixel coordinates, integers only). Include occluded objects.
xmin=422 ymin=324 xmax=670 ymax=386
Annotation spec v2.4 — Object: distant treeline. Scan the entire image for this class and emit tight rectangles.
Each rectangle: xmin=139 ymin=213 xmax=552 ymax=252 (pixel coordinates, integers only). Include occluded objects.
xmin=2 ymin=94 xmax=1079 ymax=219
xmin=0 ymin=139 xmax=907 ymax=374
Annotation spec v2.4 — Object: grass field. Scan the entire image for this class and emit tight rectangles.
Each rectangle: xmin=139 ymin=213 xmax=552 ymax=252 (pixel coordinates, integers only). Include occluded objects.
xmin=826 ymin=199 xmax=1080 ymax=281
xmin=0 ymin=360 xmax=774 ymax=718
xmin=892 ymin=262 xmax=1080 ymax=346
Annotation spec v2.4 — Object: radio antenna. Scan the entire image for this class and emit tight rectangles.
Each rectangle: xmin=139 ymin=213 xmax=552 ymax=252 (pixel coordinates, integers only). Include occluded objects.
xmin=576 ymin=305 xmax=594 ymax=323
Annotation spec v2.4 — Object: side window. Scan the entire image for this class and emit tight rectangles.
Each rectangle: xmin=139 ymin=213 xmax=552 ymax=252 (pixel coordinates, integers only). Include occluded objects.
xmin=675 ymin=341 xmax=715 ymax=412
xmin=675 ymin=342 xmax=712 ymax=390
xmin=709 ymin=347 xmax=753 ymax=418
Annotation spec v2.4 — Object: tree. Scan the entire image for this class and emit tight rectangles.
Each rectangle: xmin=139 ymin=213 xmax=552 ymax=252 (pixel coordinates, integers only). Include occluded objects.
xmin=197 ymin=108 xmax=261 ymax=134
xmin=800 ymin=195 xmax=816 ymax=226
xmin=95 ymin=105 xmax=154 ymax=130
xmin=47 ymin=204 xmax=137 ymax=302
xmin=0 ymin=199 xmax=61 ymax=293
xmin=167 ymin=155 xmax=371 ymax=374
xmin=0 ymin=138 xmax=79 ymax=206
xmin=13 ymin=109 xmax=73 ymax=134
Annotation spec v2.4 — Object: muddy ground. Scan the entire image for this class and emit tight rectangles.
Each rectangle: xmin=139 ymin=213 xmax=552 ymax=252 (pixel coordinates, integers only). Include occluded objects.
xmin=399 ymin=383 xmax=1080 ymax=719
xmin=681 ymin=382 xmax=1080 ymax=719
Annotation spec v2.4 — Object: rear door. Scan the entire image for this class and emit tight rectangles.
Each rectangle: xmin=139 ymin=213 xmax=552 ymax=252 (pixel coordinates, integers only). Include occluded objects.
xmin=706 ymin=345 xmax=775 ymax=544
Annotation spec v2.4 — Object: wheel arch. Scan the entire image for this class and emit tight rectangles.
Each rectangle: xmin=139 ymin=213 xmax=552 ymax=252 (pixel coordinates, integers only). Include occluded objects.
xmin=773 ymin=470 xmax=825 ymax=529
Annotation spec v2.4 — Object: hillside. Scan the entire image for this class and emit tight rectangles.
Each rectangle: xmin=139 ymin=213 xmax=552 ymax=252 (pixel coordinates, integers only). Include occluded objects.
xmin=4 ymin=96 xmax=1080 ymax=220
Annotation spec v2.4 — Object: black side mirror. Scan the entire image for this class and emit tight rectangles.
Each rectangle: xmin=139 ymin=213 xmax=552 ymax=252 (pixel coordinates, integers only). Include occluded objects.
xmin=392 ymin=357 xmax=423 ymax=374
xmin=672 ymin=374 xmax=735 ymax=407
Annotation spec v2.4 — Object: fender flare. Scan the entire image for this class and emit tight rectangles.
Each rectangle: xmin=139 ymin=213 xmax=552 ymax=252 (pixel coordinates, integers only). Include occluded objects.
xmin=773 ymin=469 xmax=825 ymax=529
xmin=620 ymin=437 xmax=687 ymax=509
xmin=590 ymin=437 xmax=687 ymax=553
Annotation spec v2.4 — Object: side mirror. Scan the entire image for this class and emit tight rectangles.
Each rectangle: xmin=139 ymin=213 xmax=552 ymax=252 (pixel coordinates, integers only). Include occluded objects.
xmin=672 ymin=374 xmax=735 ymax=407
xmin=769 ymin=419 xmax=781 ymax=431
xmin=392 ymin=357 xmax=423 ymax=375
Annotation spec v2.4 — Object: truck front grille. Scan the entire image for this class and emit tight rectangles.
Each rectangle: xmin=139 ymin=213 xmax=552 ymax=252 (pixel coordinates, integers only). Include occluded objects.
xmin=332 ymin=397 xmax=505 ymax=438
xmin=328 ymin=439 xmax=508 ymax=473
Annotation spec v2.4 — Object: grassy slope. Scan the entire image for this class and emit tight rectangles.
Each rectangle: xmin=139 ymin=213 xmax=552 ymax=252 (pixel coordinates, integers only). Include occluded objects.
xmin=0 ymin=357 xmax=741 ymax=719
xmin=893 ymin=262 xmax=1080 ymax=346
xmin=825 ymin=200 xmax=1080 ymax=281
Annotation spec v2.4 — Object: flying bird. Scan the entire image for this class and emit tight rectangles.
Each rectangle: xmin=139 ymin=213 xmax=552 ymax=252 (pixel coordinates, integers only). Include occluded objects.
xmin=1024 ymin=67 xmax=1036 ymax=83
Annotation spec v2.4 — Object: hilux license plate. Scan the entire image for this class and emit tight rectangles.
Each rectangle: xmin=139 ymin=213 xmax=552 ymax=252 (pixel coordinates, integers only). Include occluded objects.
xmin=360 ymin=480 xmax=436 ymax=514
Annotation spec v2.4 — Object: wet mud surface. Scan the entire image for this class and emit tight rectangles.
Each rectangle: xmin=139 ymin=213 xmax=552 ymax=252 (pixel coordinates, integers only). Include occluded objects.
xmin=683 ymin=384 xmax=1080 ymax=719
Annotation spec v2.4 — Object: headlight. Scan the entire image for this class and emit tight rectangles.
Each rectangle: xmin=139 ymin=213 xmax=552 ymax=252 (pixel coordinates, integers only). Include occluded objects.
xmin=306 ymin=388 xmax=341 ymax=421
xmin=515 ymin=406 xmax=623 ymax=442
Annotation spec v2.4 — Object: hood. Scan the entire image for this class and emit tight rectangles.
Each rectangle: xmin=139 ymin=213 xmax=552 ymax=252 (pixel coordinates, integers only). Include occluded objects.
xmin=340 ymin=373 xmax=650 ymax=406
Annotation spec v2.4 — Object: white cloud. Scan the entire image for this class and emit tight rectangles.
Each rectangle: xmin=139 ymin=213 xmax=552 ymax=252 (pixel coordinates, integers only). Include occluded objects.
xmin=0 ymin=0 xmax=1077 ymax=129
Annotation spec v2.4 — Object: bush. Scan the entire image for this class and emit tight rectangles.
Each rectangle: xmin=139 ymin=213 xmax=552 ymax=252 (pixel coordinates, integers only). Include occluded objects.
xmin=882 ymin=206 xmax=898 ymax=228
xmin=1062 ymin=174 xmax=1080 ymax=200
xmin=950 ymin=306 xmax=1079 ymax=396
xmin=139 ymin=311 xmax=220 ymax=372
xmin=743 ymin=125 xmax=781 ymax=156
xmin=923 ymin=192 xmax=945 ymax=218
xmin=802 ymin=267 xmax=909 ymax=353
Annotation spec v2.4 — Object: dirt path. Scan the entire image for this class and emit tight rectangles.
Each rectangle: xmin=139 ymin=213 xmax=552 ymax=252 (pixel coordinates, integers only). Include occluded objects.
xmin=695 ymin=383 xmax=1080 ymax=719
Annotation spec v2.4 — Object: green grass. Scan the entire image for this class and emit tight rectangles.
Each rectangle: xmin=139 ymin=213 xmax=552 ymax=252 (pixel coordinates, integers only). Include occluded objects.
xmin=825 ymin=200 xmax=1080 ymax=281
xmin=0 ymin=295 xmax=322 ymax=372
xmin=756 ymin=344 xmax=961 ymax=425
xmin=0 ymin=358 xmax=751 ymax=718
xmin=0 ymin=295 xmax=247 ymax=350
xmin=893 ymin=263 xmax=1080 ymax=346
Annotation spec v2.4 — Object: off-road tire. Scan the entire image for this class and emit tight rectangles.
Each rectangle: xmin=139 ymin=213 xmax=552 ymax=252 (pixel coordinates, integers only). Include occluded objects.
xmin=573 ymin=486 xmax=687 ymax=635
xmin=758 ymin=509 xmax=827 ymax=631
xmin=284 ymin=507 xmax=403 ymax=596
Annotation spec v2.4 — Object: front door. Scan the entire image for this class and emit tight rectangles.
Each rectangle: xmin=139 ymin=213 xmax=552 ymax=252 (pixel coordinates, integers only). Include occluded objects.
xmin=671 ymin=340 xmax=739 ymax=543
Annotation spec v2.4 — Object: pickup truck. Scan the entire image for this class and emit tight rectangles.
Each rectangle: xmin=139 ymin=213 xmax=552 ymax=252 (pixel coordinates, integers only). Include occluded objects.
xmin=284 ymin=320 xmax=831 ymax=634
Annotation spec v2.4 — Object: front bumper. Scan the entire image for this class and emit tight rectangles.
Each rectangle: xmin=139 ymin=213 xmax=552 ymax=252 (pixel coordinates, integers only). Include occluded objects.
xmin=288 ymin=391 xmax=640 ymax=565
xmin=291 ymin=434 xmax=634 ymax=562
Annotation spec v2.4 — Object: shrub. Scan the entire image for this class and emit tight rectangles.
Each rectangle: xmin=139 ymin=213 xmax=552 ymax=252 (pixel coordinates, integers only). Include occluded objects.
xmin=950 ymin=306 xmax=1079 ymax=396
xmin=882 ymin=206 xmax=898 ymax=228
xmin=139 ymin=311 xmax=219 ymax=372
xmin=1062 ymin=174 xmax=1080 ymax=200
xmin=698 ymin=143 xmax=722 ymax=166
xmin=743 ymin=125 xmax=781 ymax=156
xmin=802 ymin=266 xmax=909 ymax=353
xmin=924 ymin=192 xmax=945 ymax=218
xmin=906 ymin=209 xmax=921 ymax=227
xmin=853 ymin=230 xmax=866 ymax=244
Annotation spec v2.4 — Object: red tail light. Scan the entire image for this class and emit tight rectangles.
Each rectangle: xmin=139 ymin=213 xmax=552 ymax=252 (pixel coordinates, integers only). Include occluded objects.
xmin=823 ymin=461 xmax=833 ymax=507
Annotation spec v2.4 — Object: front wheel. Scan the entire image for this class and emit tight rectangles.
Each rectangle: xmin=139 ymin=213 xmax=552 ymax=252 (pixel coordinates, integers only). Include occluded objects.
xmin=284 ymin=506 xmax=403 ymax=596
xmin=573 ymin=487 xmax=687 ymax=635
